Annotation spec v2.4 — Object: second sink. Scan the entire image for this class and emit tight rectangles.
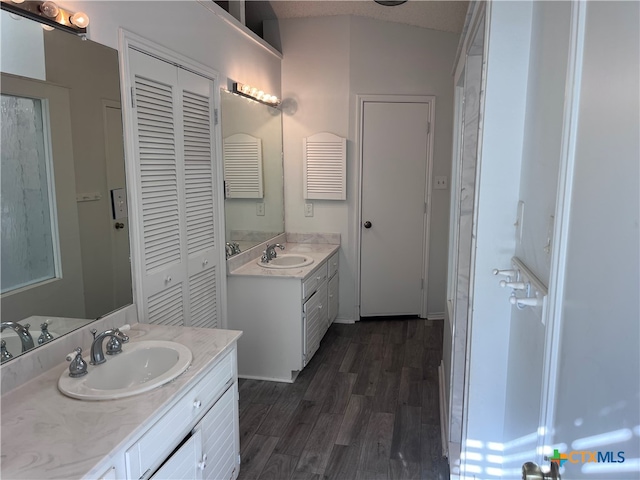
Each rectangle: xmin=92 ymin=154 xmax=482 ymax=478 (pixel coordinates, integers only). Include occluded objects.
xmin=258 ymin=254 xmax=314 ymax=269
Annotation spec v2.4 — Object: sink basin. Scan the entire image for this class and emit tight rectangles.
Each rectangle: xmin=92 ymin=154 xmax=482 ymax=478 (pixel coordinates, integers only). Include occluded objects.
xmin=257 ymin=254 xmax=314 ymax=269
xmin=58 ymin=340 xmax=192 ymax=401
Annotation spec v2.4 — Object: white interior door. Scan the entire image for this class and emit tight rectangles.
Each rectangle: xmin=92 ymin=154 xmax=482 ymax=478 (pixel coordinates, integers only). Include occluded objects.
xmin=104 ymin=102 xmax=133 ymax=309
xmin=360 ymin=100 xmax=431 ymax=317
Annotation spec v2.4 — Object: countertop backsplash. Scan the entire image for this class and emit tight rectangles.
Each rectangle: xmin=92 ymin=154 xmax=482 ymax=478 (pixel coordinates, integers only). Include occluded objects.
xmin=1 ymin=304 xmax=136 ymax=394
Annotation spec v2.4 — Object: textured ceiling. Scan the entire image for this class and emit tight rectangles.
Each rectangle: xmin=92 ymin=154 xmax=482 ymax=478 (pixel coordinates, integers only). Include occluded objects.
xmin=258 ymin=0 xmax=470 ymax=34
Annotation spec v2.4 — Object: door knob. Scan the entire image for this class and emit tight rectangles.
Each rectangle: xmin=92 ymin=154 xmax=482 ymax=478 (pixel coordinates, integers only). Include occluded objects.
xmin=364 ymin=221 xmax=372 ymax=229
xmin=522 ymin=461 xmax=561 ymax=480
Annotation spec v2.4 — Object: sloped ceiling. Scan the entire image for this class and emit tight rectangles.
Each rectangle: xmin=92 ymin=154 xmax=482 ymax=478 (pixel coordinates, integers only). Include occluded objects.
xmin=246 ymin=0 xmax=470 ymax=35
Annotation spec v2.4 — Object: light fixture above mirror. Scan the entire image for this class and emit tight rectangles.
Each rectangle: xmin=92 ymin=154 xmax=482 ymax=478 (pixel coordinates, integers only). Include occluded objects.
xmin=0 ymin=0 xmax=89 ymax=34
xmin=232 ymin=82 xmax=281 ymax=107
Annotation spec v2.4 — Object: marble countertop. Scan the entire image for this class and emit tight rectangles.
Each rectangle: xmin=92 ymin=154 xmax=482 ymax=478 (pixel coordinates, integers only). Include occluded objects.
xmin=0 ymin=323 xmax=242 ymax=480
xmin=228 ymin=242 xmax=339 ymax=279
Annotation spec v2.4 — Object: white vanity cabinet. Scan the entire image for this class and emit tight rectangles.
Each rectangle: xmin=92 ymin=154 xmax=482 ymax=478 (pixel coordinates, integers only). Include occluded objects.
xmin=227 ymin=245 xmax=339 ymax=382
xmin=109 ymin=347 xmax=239 ymax=480
xmin=327 ymin=252 xmax=339 ymax=326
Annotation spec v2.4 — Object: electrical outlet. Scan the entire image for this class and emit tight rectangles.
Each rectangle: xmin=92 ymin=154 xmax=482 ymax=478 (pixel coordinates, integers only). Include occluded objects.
xmin=304 ymin=203 xmax=314 ymax=217
xmin=434 ymin=176 xmax=448 ymax=190
xmin=256 ymin=202 xmax=265 ymax=216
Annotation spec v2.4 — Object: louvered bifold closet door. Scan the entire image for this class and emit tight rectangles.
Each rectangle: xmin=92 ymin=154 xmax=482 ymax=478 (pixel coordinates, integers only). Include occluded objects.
xmin=178 ymin=68 xmax=220 ymax=329
xmin=129 ymin=49 xmax=188 ymax=327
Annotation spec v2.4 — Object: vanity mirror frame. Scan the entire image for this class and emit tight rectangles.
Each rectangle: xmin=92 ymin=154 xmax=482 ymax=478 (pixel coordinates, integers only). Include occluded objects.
xmin=0 ymin=11 xmax=133 ymax=362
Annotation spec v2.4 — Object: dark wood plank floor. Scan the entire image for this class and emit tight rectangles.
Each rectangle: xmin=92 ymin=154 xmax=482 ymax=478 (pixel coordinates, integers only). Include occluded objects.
xmin=237 ymin=318 xmax=450 ymax=480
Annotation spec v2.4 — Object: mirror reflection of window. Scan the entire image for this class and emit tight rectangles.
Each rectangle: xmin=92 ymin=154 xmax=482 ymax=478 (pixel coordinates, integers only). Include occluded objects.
xmin=1 ymin=94 xmax=58 ymax=293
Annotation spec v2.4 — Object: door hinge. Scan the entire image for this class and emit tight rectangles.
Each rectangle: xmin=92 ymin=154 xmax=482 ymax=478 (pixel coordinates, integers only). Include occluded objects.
xmin=421 ymin=278 xmax=424 ymax=290
xmin=130 ymin=86 xmax=136 ymax=108
xmin=427 ymin=121 xmax=430 ymax=134
xmin=237 ymin=454 xmax=241 ymax=465
xmin=424 ymin=202 xmax=428 ymax=214
xmin=214 ymin=108 xmax=219 ymax=125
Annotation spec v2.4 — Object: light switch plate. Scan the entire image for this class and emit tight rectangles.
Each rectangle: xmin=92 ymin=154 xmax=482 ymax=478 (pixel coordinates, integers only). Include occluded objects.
xmin=111 ymin=188 xmax=128 ymax=219
xmin=304 ymin=203 xmax=314 ymax=217
xmin=256 ymin=202 xmax=265 ymax=216
xmin=434 ymin=176 xmax=448 ymax=190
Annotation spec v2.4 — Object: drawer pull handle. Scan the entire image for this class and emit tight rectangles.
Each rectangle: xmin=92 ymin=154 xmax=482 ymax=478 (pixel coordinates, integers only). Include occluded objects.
xmin=202 ymin=259 xmax=209 ymax=267
xmin=318 ymin=304 xmax=323 ymax=310
xmin=165 ymin=276 xmax=172 ymax=284
xmin=198 ymin=453 xmax=207 ymax=470
xmin=193 ymin=399 xmax=202 ymax=408
xmin=316 ymin=276 xmax=322 ymax=281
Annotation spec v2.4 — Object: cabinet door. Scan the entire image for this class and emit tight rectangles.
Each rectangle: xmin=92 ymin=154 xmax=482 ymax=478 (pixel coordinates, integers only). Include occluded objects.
xmin=150 ymin=429 xmax=203 ymax=480
xmin=179 ymin=68 xmax=221 ymax=329
xmin=304 ymin=282 xmax=327 ymax=365
xmin=128 ymin=50 xmax=221 ymax=328
xmin=198 ymin=385 xmax=239 ymax=480
xmin=129 ymin=48 xmax=187 ymax=327
xmin=328 ymin=274 xmax=339 ymax=325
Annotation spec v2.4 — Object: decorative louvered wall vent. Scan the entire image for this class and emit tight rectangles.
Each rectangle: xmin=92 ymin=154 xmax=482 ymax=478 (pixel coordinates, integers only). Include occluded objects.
xmin=303 ymin=132 xmax=346 ymax=200
xmin=223 ymin=133 xmax=263 ymax=199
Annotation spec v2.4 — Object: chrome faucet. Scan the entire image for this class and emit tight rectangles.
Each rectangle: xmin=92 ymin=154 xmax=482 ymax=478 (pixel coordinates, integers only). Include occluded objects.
xmin=225 ymin=242 xmax=241 ymax=259
xmin=261 ymin=243 xmax=284 ymax=263
xmin=89 ymin=328 xmax=129 ymax=365
xmin=0 ymin=321 xmax=34 ymax=352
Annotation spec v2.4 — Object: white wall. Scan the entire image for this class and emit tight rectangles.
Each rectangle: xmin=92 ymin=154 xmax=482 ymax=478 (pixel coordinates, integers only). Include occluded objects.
xmin=271 ymin=16 xmax=458 ymax=320
xmin=461 ymin=0 xmax=531 ymax=456
xmin=553 ymin=2 xmax=639 ymax=477
xmin=59 ymin=1 xmax=281 ymax=102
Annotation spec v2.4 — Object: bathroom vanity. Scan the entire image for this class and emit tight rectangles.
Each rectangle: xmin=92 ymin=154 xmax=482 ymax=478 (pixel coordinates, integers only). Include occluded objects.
xmin=227 ymin=242 xmax=339 ymax=382
xmin=0 ymin=323 xmax=242 ymax=480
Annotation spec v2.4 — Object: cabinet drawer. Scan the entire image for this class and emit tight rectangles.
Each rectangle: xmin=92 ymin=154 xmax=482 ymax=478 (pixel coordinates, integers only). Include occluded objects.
xmin=126 ymin=350 xmax=234 ymax=479
xmin=328 ymin=251 xmax=339 ymax=279
xmin=302 ymin=263 xmax=328 ymax=301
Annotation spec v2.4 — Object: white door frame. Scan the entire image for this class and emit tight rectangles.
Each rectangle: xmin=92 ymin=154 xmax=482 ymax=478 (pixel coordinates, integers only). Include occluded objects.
xmin=117 ymin=29 xmax=227 ymax=327
xmin=354 ymin=94 xmax=435 ymax=319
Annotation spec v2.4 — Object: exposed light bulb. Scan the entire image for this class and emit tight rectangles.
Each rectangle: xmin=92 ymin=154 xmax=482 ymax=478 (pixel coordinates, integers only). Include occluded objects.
xmin=41 ymin=24 xmax=55 ymax=31
xmin=10 ymin=0 xmax=25 ymax=4
xmin=40 ymin=1 xmax=60 ymax=19
xmin=69 ymin=11 xmax=90 ymax=28
xmin=241 ymin=84 xmax=250 ymax=94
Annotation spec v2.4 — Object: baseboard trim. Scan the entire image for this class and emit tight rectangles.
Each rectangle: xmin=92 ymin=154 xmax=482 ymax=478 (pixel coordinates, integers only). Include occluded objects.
xmin=427 ymin=312 xmax=446 ymax=321
xmin=438 ymin=360 xmax=449 ymax=457
xmin=332 ymin=318 xmax=356 ymax=324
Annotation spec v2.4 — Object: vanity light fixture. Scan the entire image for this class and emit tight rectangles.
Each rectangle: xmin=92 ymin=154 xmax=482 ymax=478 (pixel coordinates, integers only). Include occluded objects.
xmin=0 ymin=0 xmax=89 ymax=34
xmin=232 ymin=82 xmax=281 ymax=108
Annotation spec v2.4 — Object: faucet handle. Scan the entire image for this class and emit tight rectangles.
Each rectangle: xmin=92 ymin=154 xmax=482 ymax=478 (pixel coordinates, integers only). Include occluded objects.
xmin=66 ymin=347 xmax=88 ymax=378
xmin=90 ymin=328 xmax=98 ymax=339
xmin=1 ymin=340 xmax=13 ymax=362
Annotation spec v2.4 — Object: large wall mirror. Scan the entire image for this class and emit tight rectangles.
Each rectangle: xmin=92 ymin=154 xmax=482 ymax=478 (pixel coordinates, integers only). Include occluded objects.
xmin=0 ymin=11 xmax=132 ymax=362
xmin=220 ymin=90 xmax=284 ymax=255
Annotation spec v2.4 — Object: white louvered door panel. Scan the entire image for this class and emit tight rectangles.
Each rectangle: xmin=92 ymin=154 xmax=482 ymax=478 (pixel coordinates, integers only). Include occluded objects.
xmin=303 ymin=132 xmax=346 ymax=200
xmin=179 ymin=68 xmax=220 ymax=329
xmin=223 ymin=133 xmax=264 ymax=199
xmin=198 ymin=386 xmax=238 ymax=480
xmin=129 ymin=49 xmax=187 ymax=326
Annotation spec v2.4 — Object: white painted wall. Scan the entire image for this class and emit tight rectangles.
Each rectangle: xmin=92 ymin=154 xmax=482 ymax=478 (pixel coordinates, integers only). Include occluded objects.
xmin=461 ymin=0 xmax=531 ymax=458
xmin=502 ymin=0 xmax=572 ymax=457
xmin=59 ymin=1 xmax=282 ymax=104
xmin=270 ymin=15 xmax=458 ymax=320
xmin=553 ymin=2 xmax=639 ymax=477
